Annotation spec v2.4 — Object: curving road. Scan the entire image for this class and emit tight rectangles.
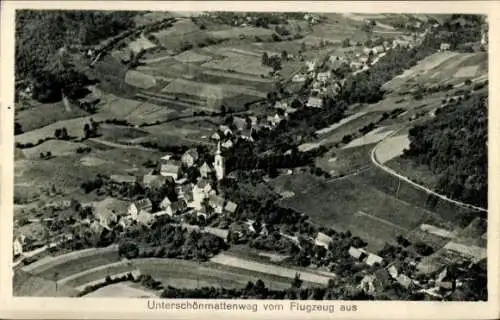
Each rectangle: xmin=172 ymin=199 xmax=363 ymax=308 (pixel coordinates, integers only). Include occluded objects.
xmin=370 ymin=130 xmax=487 ymax=213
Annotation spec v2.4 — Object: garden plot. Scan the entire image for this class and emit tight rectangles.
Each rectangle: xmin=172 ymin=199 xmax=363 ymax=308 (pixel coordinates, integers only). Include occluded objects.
xmin=201 ymin=54 xmax=272 ymax=76
xmin=342 ymin=127 xmax=395 ymax=149
xmin=125 ymin=70 xmax=157 ymax=89
xmin=373 ymin=134 xmax=410 ymax=164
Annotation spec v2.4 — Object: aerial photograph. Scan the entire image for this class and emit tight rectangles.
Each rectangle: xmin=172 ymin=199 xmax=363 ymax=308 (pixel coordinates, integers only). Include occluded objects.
xmin=12 ymin=10 xmax=487 ymax=301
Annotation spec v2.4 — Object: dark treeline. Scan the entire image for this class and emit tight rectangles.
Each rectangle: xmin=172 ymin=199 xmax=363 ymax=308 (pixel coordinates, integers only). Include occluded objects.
xmin=403 ymin=94 xmax=487 ymax=208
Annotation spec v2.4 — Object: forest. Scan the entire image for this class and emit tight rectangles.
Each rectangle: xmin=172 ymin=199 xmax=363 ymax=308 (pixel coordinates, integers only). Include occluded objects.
xmin=403 ymin=94 xmax=487 ymax=208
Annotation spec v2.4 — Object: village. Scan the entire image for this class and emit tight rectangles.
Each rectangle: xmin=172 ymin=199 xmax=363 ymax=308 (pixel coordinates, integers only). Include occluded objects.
xmin=12 ymin=11 xmax=488 ymax=301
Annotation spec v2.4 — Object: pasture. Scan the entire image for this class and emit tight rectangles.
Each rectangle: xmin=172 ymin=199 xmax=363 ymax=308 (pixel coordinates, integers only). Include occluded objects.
xmin=206 ymin=27 xmax=275 ymax=41
xmin=373 ymin=133 xmax=410 ymax=164
xmin=21 ymin=140 xmax=89 ymax=160
xmin=59 ymin=262 xmax=137 ymax=288
xmin=174 ymin=50 xmax=212 ymax=63
xmin=162 ymin=78 xmax=267 ymax=99
xmin=201 ymin=54 xmax=272 ymax=76
xmin=342 ymin=126 xmax=395 ymax=149
xmin=125 ymin=70 xmax=157 ymax=89
xmin=385 ymin=156 xmax=440 ymax=191
xmin=315 ymin=144 xmax=374 ymax=176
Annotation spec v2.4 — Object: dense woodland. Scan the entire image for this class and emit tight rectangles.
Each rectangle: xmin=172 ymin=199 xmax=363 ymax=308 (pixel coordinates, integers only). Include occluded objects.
xmin=404 ymin=94 xmax=487 ymax=208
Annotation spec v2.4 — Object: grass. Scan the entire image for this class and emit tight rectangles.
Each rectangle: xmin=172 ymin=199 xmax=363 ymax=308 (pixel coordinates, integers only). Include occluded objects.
xmin=385 ymin=156 xmax=440 ymax=190
xmin=274 ymin=170 xmax=453 ymax=251
xmin=131 ymin=258 xmax=293 ymax=290
xmin=98 ymin=124 xmax=150 ymax=144
xmin=84 ymin=282 xmax=157 ymax=297
xmin=174 ymin=50 xmax=213 ymax=63
xmin=125 ymin=70 xmax=157 ymax=89
xmin=15 ymin=116 xmax=94 ymax=144
xmin=60 ymin=262 xmax=136 ymax=288
xmin=315 ymin=144 xmax=374 ymax=176
xmin=207 ymin=27 xmax=275 ymax=41
xmin=21 ymin=140 xmax=90 ymax=160
xmin=318 ymin=112 xmax=385 ymax=146
xmin=23 ymin=246 xmax=120 ymax=279
xmin=201 ymin=54 xmax=272 ymax=77
xmin=162 ymin=78 xmax=267 ymax=99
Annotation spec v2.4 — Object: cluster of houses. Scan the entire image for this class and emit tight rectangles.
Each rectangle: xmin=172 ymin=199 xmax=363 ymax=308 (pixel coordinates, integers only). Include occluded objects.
xmin=88 ymin=142 xmax=239 ymax=233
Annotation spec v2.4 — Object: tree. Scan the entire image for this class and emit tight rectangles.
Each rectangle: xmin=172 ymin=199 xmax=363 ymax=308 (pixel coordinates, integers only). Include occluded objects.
xmin=54 ymin=128 xmax=62 ymax=139
xmin=281 ymin=50 xmax=288 ymax=61
xmin=83 ymin=123 xmax=91 ymax=139
xmin=60 ymin=127 xmax=69 ymax=140
xmin=342 ymin=38 xmax=351 ymax=48
xmin=261 ymin=52 xmax=269 ymax=66
xmin=291 ymin=273 xmax=303 ymax=288
xmin=300 ymin=42 xmax=306 ymax=52
xmin=14 ymin=122 xmax=23 ymax=135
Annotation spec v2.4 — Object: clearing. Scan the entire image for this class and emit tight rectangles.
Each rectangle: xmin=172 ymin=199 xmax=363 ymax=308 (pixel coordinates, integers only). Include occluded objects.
xmin=83 ymin=282 xmax=157 ymax=297
xmin=373 ymin=134 xmax=410 ymax=164
xmin=15 ymin=101 xmax=89 ymax=132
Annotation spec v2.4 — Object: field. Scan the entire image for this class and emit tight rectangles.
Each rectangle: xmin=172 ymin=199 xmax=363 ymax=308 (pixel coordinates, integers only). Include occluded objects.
xmin=315 ymin=144 xmax=374 ymax=176
xmin=174 ymin=50 xmax=213 ymax=63
xmin=59 ymin=261 xmax=137 ymax=288
xmin=343 ymin=126 xmax=396 ymax=149
xmin=128 ymin=34 xmax=156 ymax=53
xmin=383 ymin=52 xmax=488 ymax=93
xmin=373 ymin=133 xmax=410 ymax=164
xmin=131 ymin=258 xmax=293 ymax=290
xmin=14 ymin=270 xmax=78 ymax=297
xmin=162 ymin=78 xmax=267 ymax=99
xmin=210 ymin=253 xmax=334 ymax=285
xmin=385 ymin=156 xmax=440 ymax=190
xmin=201 ymin=54 xmax=272 ymax=76
xmin=207 ymin=27 xmax=275 ymax=41
xmin=272 ymin=170 xmax=452 ymax=251
xmin=15 ymin=101 xmax=89 ymax=132
xmin=22 ymin=246 xmax=120 ymax=280
xmin=84 ymin=282 xmax=157 ymax=298
xmin=125 ymin=70 xmax=157 ymax=89
xmin=21 ymin=140 xmax=90 ymax=159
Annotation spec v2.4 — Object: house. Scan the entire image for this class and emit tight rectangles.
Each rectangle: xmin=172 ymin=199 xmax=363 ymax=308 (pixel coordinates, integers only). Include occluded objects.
xmin=316 ymin=71 xmax=332 ymax=83
xmin=232 ymin=116 xmax=247 ymax=131
xmin=440 ymin=43 xmax=451 ymax=51
xmin=292 ymin=74 xmax=307 ymax=83
xmin=222 ymin=139 xmax=234 ymax=149
xmin=306 ymin=96 xmax=323 ymax=108
xmin=89 ymin=220 xmax=107 ymax=239
xmin=358 ymin=275 xmax=377 ymax=295
xmin=181 ymin=149 xmax=199 ymax=168
xmin=314 ymin=232 xmax=333 ymax=249
xmin=274 ymin=101 xmax=288 ymax=110
xmin=267 ymin=114 xmax=283 ymax=127
xmin=142 ymin=174 xmax=168 ymax=189
xmin=396 ymin=274 xmax=414 ymax=289
xmin=372 ymin=45 xmax=385 ymax=54
xmin=348 ymin=246 xmax=368 ymax=261
xmin=165 ymin=199 xmax=188 ymax=216
xmin=196 ymin=207 xmax=208 ymax=219
xmin=128 ymin=198 xmax=153 ymax=220
xmin=176 ymin=183 xmax=194 ymax=202
xmin=249 ymin=116 xmax=258 ymax=127
xmin=305 ymin=60 xmax=316 ymax=72
xmin=93 ymin=197 xmax=129 ymax=228
xmin=211 ymin=132 xmax=221 ymax=141
xmin=137 ymin=210 xmax=155 ymax=228
xmin=13 ymin=237 xmax=24 ymax=257
xmin=159 ymin=196 xmax=173 ymax=211
xmin=209 ymin=194 xmax=225 ymax=214
xmin=387 ymin=265 xmax=399 ymax=279
xmin=365 ymin=253 xmax=384 ymax=267
xmin=160 ymin=160 xmax=182 ymax=180
xmin=219 ymin=125 xmax=232 ymax=136
xmin=191 ymin=179 xmax=212 ymax=208
xmin=199 ymin=162 xmax=212 ymax=179
xmin=224 ymin=200 xmax=238 ymax=214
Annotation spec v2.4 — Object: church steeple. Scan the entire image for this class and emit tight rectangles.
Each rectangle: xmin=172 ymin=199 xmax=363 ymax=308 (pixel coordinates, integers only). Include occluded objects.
xmin=213 ymin=141 xmax=224 ymax=181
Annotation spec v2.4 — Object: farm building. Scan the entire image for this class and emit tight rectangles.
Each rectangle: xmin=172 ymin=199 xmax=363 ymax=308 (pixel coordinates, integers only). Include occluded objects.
xmin=306 ymin=96 xmax=323 ymax=108
xmin=314 ymin=232 xmax=333 ymax=249
xmin=305 ymin=60 xmax=316 ymax=72
xmin=274 ymin=101 xmax=288 ymax=110
xmin=365 ymin=253 xmax=384 ymax=267
xmin=128 ymin=198 xmax=153 ymax=220
xmin=222 ymin=139 xmax=234 ymax=149
xmin=181 ymin=148 xmax=199 ymax=168
xmin=159 ymin=196 xmax=173 ymax=211
xmin=396 ymin=274 xmax=415 ymax=289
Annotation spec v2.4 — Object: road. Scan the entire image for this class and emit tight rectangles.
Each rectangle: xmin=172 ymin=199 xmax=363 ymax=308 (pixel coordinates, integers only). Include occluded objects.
xmin=370 ymin=129 xmax=487 ymax=213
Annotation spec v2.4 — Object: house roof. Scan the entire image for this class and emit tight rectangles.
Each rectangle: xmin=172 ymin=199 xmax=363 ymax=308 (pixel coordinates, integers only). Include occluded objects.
xmin=200 ymin=162 xmax=212 ymax=173
xmin=133 ymin=198 xmax=152 ymax=211
xmin=161 ymin=163 xmax=181 ymax=175
xmin=137 ymin=210 xmax=155 ymax=226
xmin=387 ymin=265 xmax=399 ymax=279
xmin=209 ymin=194 xmax=225 ymax=207
xmin=315 ymin=232 xmax=333 ymax=246
xmin=348 ymin=246 xmax=367 ymax=259
xmin=211 ymin=132 xmax=221 ymax=140
xmin=93 ymin=197 xmax=129 ymax=218
xmin=196 ymin=178 xmax=211 ymax=189
xmin=365 ymin=253 xmax=384 ymax=266
xmin=233 ymin=116 xmax=247 ymax=131
xmin=143 ymin=174 xmax=167 ymax=188
xmin=396 ymin=274 xmax=413 ymax=288
xmin=224 ymin=201 xmax=238 ymax=213
xmin=171 ymin=200 xmax=187 ymax=212
xmin=219 ymin=125 xmax=232 ymax=134
xmin=160 ymin=196 xmax=172 ymax=206
xmin=306 ymin=96 xmax=323 ymax=108
xmin=183 ymin=148 xmax=199 ymax=160
xmin=222 ymin=140 xmax=233 ymax=148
